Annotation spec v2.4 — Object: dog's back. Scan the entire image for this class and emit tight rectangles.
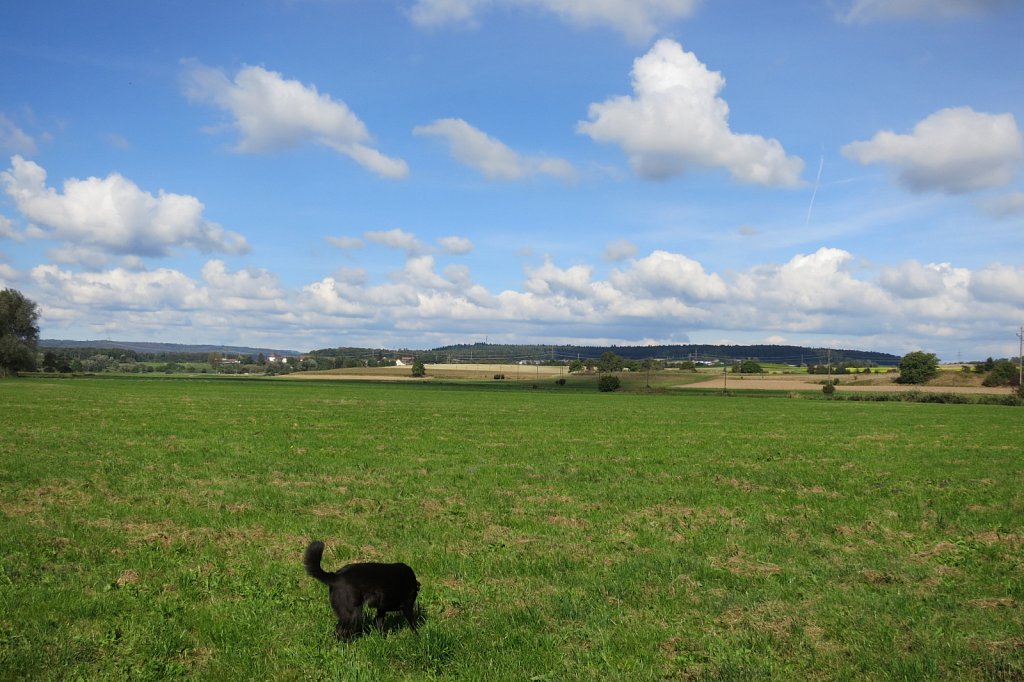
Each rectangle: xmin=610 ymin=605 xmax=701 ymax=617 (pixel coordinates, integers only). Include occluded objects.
xmin=304 ymin=540 xmax=420 ymax=639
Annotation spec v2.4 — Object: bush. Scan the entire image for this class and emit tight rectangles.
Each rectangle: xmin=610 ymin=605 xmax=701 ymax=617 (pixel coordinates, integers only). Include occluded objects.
xmin=732 ymin=360 xmax=763 ymax=374
xmin=555 ymin=378 xmax=566 ymax=386
xmin=411 ymin=360 xmax=426 ymax=378
xmin=598 ymin=375 xmax=621 ymax=392
xmin=897 ymin=351 xmax=939 ymax=384
xmin=982 ymin=360 xmax=1019 ymax=387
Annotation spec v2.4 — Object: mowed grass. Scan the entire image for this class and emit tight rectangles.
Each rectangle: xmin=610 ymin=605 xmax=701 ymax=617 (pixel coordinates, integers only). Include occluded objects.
xmin=1 ymin=377 xmax=1022 ymax=680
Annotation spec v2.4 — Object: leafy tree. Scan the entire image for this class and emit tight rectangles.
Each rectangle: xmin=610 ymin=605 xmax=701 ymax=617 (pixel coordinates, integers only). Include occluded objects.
xmin=732 ymin=360 xmax=763 ymax=374
xmin=897 ymin=351 xmax=939 ymax=385
xmin=42 ymin=350 xmax=58 ymax=372
xmin=597 ymin=351 xmax=623 ymax=373
xmin=568 ymin=359 xmax=584 ymax=373
xmin=598 ymin=375 xmax=621 ymax=392
xmin=411 ymin=360 xmax=426 ymax=377
xmin=0 ymin=288 xmax=40 ymax=376
xmin=678 ymin=360 xmax=697 ymax=371
xmin=982 ymin=360 xmax=1019 ymax=387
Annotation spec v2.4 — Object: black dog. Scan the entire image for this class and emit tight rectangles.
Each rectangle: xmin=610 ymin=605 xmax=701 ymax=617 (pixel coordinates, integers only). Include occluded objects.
xmin=303 ymin=540 xmax=420 ymax=640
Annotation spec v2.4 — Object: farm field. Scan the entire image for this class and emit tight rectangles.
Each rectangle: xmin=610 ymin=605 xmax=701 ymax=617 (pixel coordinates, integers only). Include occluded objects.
xmin=1 ymin=377 xmax=1022 ymax=679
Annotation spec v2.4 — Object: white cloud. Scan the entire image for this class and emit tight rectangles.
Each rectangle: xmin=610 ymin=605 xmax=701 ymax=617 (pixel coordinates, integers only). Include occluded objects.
xmin=201 ymin=260 xmax=286 ymax=304
xmin=0 ymin=213 xmax=24 ymax=241
xmin=0 ymin=262 xmax=19 ymax=285
xmin=181 ymin=61 xmax=408 ymax=179
xmin=978 ymin=191 xmax=1024 ymax=218
xmin=879 ymin=260 xmax=949 ymax=299
xmin=439 ymin=236 xmax=474 ymax=254
xmin=732 ymin=248 xmax=884 ymax=313
xmin=970 ymin=263 xmax=1024 ymax=305
xmin=840 ymin=0 xmax=1007 ymax=23
xmin=578 ymin=40 xmax=804 ymax=187
xmin=364 ymin=228 xmax=428 ymax=254
xmin=603 ymin=239 xmax=638 ymax=261
xmin=326 ymin=235 xmax=365 ymax=250
xmin=414 ymin=118 xmax=574 ymax=181
xmin=23 ymin=245 xmax=1024 ymax=359
xmin=842 ymin=107 xmax=1023 ymax=194
xmin=610 ymin=250 xmax=727 ymax=301
xmin=0 ymin=115 xmax=36 ymax=154
xmin=524 ymin=257 xmax=594 ymax=298
xmin=1 ymin=156 xmax=249 ymax=258
xmin=32 ymin=263 xmax=207 ymax=311
xmin=407 ymin=0 xmax=700 ymax=40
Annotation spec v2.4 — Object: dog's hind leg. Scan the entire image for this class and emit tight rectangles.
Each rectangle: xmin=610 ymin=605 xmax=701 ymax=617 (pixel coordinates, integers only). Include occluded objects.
xmin=403 ymin=603 xmax=418 ymax=633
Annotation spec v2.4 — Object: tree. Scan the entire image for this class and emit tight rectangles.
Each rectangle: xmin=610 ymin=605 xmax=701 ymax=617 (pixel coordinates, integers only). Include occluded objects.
xmin=897 ymin=351 xmax=939 ymax=385
xmin=411 ymin=360 xmax=426 ymax=378
xmin=0 ymin=288 xmax=40 ymax=377
xmin=982 ymin=360 xmax=1019 ymax=387
xmin=597 ymin=351 xmax=623 ymax=373
xmin=732 ymin=360 xmax=763 ymax=374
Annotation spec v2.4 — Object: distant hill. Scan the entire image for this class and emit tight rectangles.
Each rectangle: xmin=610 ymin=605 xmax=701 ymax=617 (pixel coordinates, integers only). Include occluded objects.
xmin=422 ymin=343 xmax=900 ymax=366
xmin=308 ymin=342 xmax=901 ymax=366
xmin=42 ymin=339 xmax=901 ymax=366
xmin=39 ymin=339 xmax=300 ymax=357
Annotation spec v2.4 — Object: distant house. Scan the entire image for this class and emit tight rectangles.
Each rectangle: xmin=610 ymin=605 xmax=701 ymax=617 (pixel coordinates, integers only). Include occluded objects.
xmin=267 ymin=353 xmax=289 ymax=364
xmin=395 ymin=356 xmax=416 ymax=366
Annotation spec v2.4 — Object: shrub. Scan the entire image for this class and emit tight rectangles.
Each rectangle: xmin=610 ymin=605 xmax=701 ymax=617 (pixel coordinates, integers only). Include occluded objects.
xmin=555 ymin=378 xmax=566 ymax=386
xmin=732 ymin=360 xmax=763 ymax=374
xmin=598 ymin=375 xmax=621 ymax=392
xmin=897 ymin=351 xmax=939 ymax=385
xmin=982 ymin=360 xmax=1018 ymax=387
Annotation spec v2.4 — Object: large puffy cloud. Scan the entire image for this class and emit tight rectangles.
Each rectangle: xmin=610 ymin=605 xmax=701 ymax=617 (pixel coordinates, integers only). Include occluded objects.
xmin=970 ymin=263 xmax=1024 ymax=305
xmin=201 ymin=260 xmax=287 ymax=310
xmin=839 ymin=0 xmax=1008 ymax=23
xmin=407 ymin=0 xmax=700 ymax=40
xmin=414 ymin=118 xmax=574 ymax=181
xmin=1 ymin=156 xmax=249 ymax=258
xmin=30 ymin=260 xmax=299 ymax=343
xmin=578 ymin=40 xmax=804 ymax=186
xmin=182 ymin=61 xmax=408 ymax=179
xmin=842 ymin=107 xmax=1023 ymax=194
xmin=610 ymin=250 xmax=727 ymax=301
xmin=32 ymin=263 xmax=208 ymax=311
xmin=732 ymin=248 xmax=885 ymax=313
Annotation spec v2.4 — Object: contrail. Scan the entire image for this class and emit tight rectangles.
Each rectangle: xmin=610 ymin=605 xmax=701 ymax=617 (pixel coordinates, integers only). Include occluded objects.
xmin=804 ymin=154 xmax=824 ymax=227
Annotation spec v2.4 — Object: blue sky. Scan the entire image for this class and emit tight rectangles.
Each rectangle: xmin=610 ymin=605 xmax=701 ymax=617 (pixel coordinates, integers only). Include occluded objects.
xmin=1 ymin=0 xmax=1022 ymax=360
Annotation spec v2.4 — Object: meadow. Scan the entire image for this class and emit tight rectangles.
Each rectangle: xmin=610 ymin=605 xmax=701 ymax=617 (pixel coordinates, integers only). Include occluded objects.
xmin=1 ymin=376 xmax=1021 ymax=679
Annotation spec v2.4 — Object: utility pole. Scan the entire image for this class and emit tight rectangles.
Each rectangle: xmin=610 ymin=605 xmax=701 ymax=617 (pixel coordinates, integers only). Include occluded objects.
xmin=1017 ymin=326 xmax=1023 ymax=389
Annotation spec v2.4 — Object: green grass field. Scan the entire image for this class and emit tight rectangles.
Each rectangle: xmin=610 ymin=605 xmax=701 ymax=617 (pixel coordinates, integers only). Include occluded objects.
xmin=1 ymin=377 xmax=1021 ymax=679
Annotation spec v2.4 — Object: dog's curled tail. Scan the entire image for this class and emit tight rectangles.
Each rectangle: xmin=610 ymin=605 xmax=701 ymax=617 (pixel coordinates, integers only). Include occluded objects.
xmin=304 ymin=540 xmax=336 ymax=585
